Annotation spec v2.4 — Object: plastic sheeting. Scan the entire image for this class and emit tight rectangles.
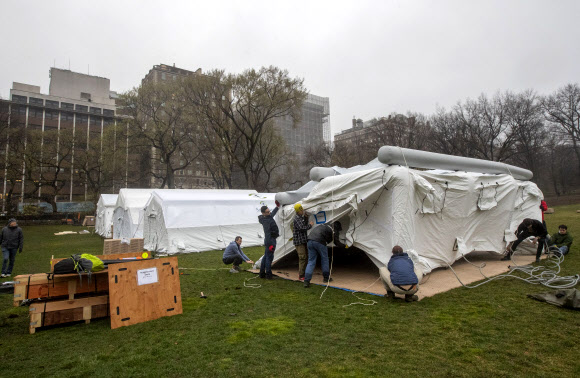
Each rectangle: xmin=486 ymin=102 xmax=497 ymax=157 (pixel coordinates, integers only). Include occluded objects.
xmin=143 ymin=190 xmax=275 ymax=254
xmin=269 ymin=166 xmax=543 ymax=275
xmin=95 ymin=194 xmax=118 ymax=238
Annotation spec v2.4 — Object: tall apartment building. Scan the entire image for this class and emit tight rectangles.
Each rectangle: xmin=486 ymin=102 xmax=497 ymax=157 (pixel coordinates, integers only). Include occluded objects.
xmin=273 ymin=94 xmax=331 ymax=163
xmin=140 ymin=64 xmax=217 ymax=189
xmin=0 ymin=68 xmax=125 ymax=209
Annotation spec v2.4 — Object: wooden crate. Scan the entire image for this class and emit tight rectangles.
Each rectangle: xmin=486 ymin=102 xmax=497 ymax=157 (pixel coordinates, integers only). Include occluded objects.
xmin=13 ymin=271 xmax=109 ymax=307
xmin=109 ymin=257 xmax=182 ymax=329
xmin=29 ymin=295 xmax=109 ymax=334
xmin=103 ymin=238 xmax=145 ymax=255
xmin=82 ymin=216 xmax=96 ymax=226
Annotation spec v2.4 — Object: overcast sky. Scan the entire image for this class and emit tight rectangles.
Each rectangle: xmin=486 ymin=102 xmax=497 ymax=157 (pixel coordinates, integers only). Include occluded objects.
xmin=1 ymin=0 xmax=578 ymax=135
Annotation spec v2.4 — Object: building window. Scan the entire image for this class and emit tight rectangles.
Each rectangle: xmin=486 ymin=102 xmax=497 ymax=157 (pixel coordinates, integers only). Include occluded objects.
xmin=75 ymin=104 xmax=88 ymax=112
xmin=103 ymin=109 xmax=114 ymax=117
xmin=62 ymin=102 xmax=74 ymax=110
xmin=45 ymin=110 xmax=59 ymax=120
xmin=12 ymin=105 xmax=26 ymax=115
xmin=90 ymin=107 xmax=101 ymax=115
xmin=46 ymin=100 xmax=59 ymax=108
xmin=103 ymin=117 xmax=114 ymax=126
xmin=29 ymin=97 xmax=44 ymax=106
xmin=61 ymin=112 xmax=74 ymax=122
xmin=76 ymin=114 xmax=88 ymax=124
xmin=12 ymin=95 xmax=27 ymax=103
xmin=161 ymin=72 xmax=166 ymax=80
xmin=90 ymin=116 xmax=101 ymax=126
xmin=80 ymin=92 xmax=91 ymax=101
xmin=28 ymin=107 xmax=43 ymax=118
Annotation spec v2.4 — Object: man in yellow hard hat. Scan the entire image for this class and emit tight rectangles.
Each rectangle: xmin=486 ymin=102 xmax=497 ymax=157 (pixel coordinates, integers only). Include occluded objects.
xmin=292 ymin=203 xmax=313 ymax=281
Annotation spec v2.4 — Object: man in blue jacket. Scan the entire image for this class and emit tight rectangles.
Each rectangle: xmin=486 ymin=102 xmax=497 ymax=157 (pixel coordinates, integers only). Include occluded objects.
xmin=384 ymin=245 xmax=419 ymax=302
xmin=1 ymin=218 xmax=24 ymax=278
xmin=258 ymin=204 xmax=280 ymax=279
xmin=304 ymin=221 xmax=346 ymax=288
xmin=222 ymin=236 xmax=254 ymax=273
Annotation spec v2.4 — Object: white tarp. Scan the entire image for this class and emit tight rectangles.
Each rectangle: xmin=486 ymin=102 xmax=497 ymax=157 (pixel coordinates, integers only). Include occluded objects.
xmin=270 ymin=166 xmax=542 ymax=275
xmin=95 ymin=194 xmax=118 ymax=238
xmin=112 ymin=189 xmax=156 ymax=240
xmin=143 ymin=189 xmax=275 ymax=254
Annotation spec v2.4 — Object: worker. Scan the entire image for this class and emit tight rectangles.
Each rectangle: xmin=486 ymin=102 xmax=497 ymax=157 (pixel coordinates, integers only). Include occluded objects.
xmin=503 ymin=218 xmax=547 ymax=263
xmin=292 ymin=203 xmax=314 ymax=281
xmin=303 ymin=221 xmax=345 ymax=288
xmin=258 ymin=203 xmax=280 ymax=279
xmin=222 ymin=236 xmax=253 ymax=273
xmin=1 ymin=218 xmax=24 ymax=278
xmin=548 ymin=224 xmax=573 ymax=256
xmin=380 ymin=245 xmax=420 ymax=302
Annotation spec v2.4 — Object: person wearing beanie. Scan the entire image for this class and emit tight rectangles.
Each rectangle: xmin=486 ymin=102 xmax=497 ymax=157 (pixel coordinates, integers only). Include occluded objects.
xmin=1 ymin=218 xmax=24 ymax=278
xmin=292 ymin=203 xmax=314 ymax=281
xmin=258 ymin=202 xmax=280 ymax=279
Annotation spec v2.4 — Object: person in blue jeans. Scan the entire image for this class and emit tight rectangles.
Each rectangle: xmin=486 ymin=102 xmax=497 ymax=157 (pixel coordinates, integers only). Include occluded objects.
xmin=1 ymin=218 xmax=24 ymax=278
xmin=258 ymin=203 xmax=280 ymax=279
xmin=304 ymin=221 xmax=346 ymax=288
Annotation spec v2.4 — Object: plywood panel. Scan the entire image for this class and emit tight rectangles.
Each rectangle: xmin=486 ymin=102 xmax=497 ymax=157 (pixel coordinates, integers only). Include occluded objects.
xmin=108 ymin=258 xmax=182 ymax=329
xmin=103 ymin=239 xmax=144 ymax=255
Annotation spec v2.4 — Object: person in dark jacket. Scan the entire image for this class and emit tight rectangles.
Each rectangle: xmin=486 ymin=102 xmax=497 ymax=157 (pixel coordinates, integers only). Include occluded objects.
xmin=384 ymin=245 xmax=419 ymax=302
xmin=292 ymin=203 xmax=313 ymax=281
xmin=303 ymin=221 xmax=346 ymax=288
xmin=258 ymin=204 xmax=280 ymax=279
xmin=548 ymin=224 xmax=573 ymax=256
xmin=502 ymin=218 xmax=547 ymax=263
xmin=222 ymin=236 xmax=254 ymax=273
xmin=1 ymin=218 xmax=24 ymax=278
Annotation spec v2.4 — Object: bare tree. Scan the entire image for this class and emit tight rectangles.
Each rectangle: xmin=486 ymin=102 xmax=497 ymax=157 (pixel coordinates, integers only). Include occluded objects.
xmin=542 ymin=83 xmax=580 ymax=174
xmin=182 ymin=66 xmax=308 ymax=189
xmin=119 ymin=80 xmax=201 ymax=188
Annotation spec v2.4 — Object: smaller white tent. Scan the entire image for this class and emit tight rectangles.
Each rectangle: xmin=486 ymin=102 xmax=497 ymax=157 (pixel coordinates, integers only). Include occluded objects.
xmin=144 ymin=190 xmax=275 ymax=254
xmin=95 ymin=194 xmax=118 ymax=238
xmin=113 ymin=189 xmax=156 ymax=240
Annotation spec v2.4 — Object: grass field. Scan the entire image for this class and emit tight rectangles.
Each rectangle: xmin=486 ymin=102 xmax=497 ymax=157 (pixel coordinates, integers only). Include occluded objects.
xmin=1 ymin=206 xmax=579 ymax=377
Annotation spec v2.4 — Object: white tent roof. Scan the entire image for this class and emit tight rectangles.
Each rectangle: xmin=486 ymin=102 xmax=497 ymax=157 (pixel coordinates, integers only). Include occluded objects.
xmin=96 ymin=194 xmax=118 ymax=238
xmin=98 ymin=194 xmax=118 ymax=207
xmin=143 ymin=189 xmax=276 ymax=254
xmin=270 ymin=165 xmax=543 ymax=275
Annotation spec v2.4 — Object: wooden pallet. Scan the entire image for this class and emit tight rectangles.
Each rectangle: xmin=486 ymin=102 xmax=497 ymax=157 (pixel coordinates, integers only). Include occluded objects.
xmin=103 ymin=239 xmax=145 ymax=255
xmin=29 ymin=295 xmax=109 ymax=334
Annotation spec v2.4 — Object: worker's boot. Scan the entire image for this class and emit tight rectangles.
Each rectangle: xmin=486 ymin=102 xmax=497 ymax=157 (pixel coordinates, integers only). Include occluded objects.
xmin=304 ymin=280 xmax=310 ymax=288
xmin=385 ymin=290 xmax=396 ymax=299
xmin=405 ymin=294 xmax=419 ymax=302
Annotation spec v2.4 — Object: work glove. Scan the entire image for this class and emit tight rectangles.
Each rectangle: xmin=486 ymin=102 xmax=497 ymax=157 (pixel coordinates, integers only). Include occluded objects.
xmin=275 ymin=200 xmax=280 ymax=207
xmin=18 ymin=249 xmax=23 ymax=254
xmin=268 ymin=245 xmax=275 ymax=252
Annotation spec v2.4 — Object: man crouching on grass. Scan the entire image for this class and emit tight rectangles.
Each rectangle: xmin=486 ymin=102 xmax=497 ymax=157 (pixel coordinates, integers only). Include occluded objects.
xmin=222 ymin=236 xmax=254 ymax=273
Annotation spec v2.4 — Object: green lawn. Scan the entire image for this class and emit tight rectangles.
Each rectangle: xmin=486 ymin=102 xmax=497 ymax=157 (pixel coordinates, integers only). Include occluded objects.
xmin=1 ymin=207 xmax=580 ymax=377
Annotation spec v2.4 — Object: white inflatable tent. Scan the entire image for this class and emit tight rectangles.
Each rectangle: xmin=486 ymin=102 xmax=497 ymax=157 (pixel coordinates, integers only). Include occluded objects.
xmin=112 ymin=189 xmax=156 ymax=240
xmin=268 ymin=151 xmax=543 ymax=275
xmin=95 ymin=194 xmax=118 ymax=238
xmin=143 ymin=190 xmax=275 ymax=254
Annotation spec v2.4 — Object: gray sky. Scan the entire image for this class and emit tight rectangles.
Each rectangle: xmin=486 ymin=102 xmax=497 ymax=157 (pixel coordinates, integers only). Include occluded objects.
xmin=1 ymin=0 xmax=578 ymax=135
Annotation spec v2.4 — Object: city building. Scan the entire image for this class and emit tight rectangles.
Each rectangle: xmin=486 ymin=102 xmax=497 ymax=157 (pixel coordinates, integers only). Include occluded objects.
xmin=0 ymin=68 xmax=126 ymax=210
xmin=140 ymin=64 xmax=217 ymax=189
xmin=273 ymin=94 xmax=331 ymax=163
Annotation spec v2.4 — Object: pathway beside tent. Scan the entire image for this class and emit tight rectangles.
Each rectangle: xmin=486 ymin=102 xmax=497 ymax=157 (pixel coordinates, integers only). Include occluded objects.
xmin=143 ymin=190 xmax=275 ymax=254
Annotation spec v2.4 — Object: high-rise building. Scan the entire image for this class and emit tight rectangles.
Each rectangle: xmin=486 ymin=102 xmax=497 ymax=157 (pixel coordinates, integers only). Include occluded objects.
xmin=0 ymin=68 xmax=125 ymax=209
xmin=140 ymin=64 xmax=216 ymax=189
xmin=273 ymin=94 xmax=330 ymax=163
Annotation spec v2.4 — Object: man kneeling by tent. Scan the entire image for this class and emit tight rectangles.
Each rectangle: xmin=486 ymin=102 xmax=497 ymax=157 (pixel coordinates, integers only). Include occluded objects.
xmin=223 ymin=236 xmax=254 ymax=273
xmin=379 ymin=246 xmax=421 ymax=302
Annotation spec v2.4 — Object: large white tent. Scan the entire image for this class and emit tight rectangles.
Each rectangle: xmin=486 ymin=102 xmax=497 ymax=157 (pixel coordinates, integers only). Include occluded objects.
xmin=143 ymin=190 xmax=276 ymax=254
xmin=95 ymin=194 xmax=118 ymax=238
xmin=112 ymin=189 xmax=156 ymax=240
xmin=268 ymin=161 xmax=542 ymax=275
